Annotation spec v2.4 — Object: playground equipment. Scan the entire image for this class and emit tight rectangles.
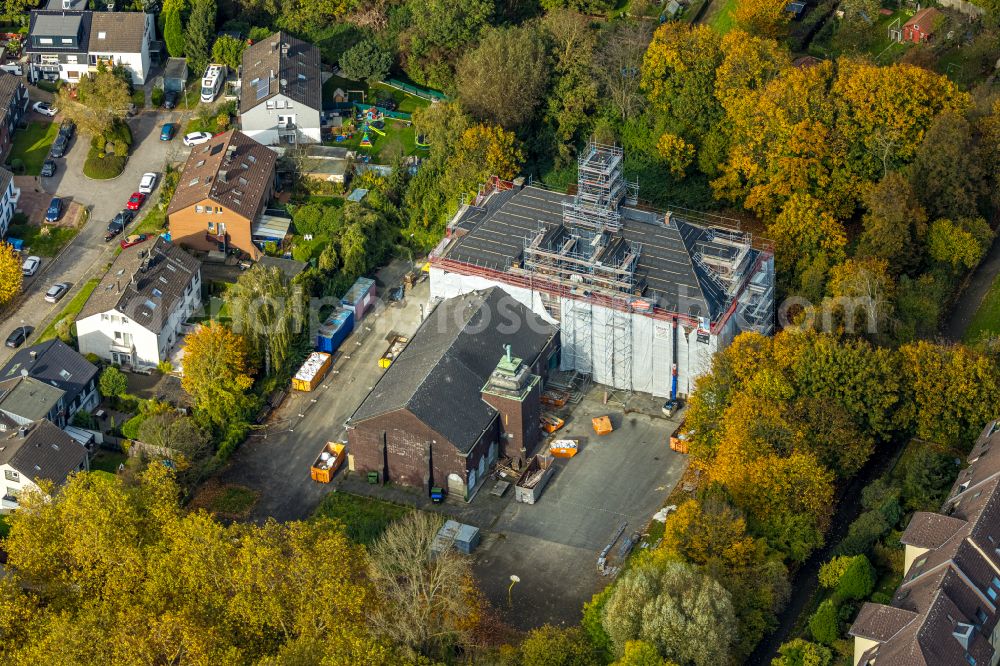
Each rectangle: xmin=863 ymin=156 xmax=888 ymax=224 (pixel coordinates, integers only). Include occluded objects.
xmin=416 ymin=134 xmax=430 ymax=148
xmin=367 ymin=123 xmax=385 ymax=137
xmin=359 ymin=131 xmax=372 ymax=147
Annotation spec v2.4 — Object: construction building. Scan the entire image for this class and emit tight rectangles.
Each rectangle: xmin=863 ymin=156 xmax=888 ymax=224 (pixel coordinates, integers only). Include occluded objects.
xmin=429 ymin=141 xmax=775 ymax=399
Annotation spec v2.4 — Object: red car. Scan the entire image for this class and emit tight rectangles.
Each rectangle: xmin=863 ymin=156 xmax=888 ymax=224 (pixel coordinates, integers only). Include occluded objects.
xmin=119 ymin=234 xmax=148 ymax=249
xmin=126 ymin=192 xmax=146 ymax=211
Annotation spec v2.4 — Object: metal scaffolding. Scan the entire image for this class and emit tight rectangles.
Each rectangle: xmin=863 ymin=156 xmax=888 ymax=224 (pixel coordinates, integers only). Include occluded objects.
xmin=561 ymin=141 xmax=638 ymax=234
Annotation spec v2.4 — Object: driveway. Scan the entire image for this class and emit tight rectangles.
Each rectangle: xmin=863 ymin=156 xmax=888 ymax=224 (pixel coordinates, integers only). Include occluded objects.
xmin=0 ymin=109 xmax=190 ymax=366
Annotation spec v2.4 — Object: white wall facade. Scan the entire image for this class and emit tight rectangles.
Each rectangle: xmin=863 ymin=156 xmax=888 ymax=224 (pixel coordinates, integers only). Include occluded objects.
xmin=430 ymin=266 xmax=722 ymax=397
xmin=1 ymin=463 xmax=42 ymax=513
xmin=0 ymin=175 xmax=20 ymax=239
xmin=241 ymin=93 xmax=322 ymax=145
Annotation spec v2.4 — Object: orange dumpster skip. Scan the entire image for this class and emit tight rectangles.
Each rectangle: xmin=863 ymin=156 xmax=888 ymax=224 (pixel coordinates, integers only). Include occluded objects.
xmin=311 ymin=442 xmax=346 ymax=483
xmin=549 ymin=439 xmax=579 ymax=458
xmin=541 ymin=389 xmax=570 ymax=408
xmin=540 ymin=413 xmax=565 ymax=434
xmin=592 ymin=415 xmax=613 ymax=435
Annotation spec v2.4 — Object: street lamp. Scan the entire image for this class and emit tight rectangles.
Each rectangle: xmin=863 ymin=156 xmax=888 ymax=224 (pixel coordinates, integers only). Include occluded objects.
xmin=508 ymin=574 xmax=520 ymax=608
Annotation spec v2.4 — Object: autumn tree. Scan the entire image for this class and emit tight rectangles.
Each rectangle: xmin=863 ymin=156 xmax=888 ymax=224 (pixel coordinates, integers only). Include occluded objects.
xmin=824 ymin=257 xmax=895 ymax=341
xmin=714 ymin=31 xmax=791 ymax=114
xmin=210 ymin=34 xmax=246 ymax=71
xmin=0 ymin=241 xmax=22 ymax=307
xmin=137 ymin=412 xmax=211 ymax=465
xmin=594 ymin=20 xmax=652 ymax=120
xmin=910 ymin=111 xmax=987 ymax=220
xmin=184 ymin=0 xmax=216 ymax=76
xmin=457 ymin=25 xmax=549 ymax=130
xmin=57 ymin=69 xmax=131 ymax=136
xmin=656 ymin=132 xmax=695 ymax=177
xmin=181 ymin=322 xmax=255 ymax=427
xmin=368 ymin=511 xmax=482 ymax=659
xmin=614 ymin=641 xmax=676 ymax=666
xmin=926 ymin=217 xmax=993 ymax=272
xmin=857 ymin=172 xmax=928 ymax=270
xmin=515 ymin=625 xmax=602 ymax=666
xmin=768 ymin=193 xmax=846 ymax=295
xmin=602 ymin=556 xmax=737 ymax=665
xmin=772 ymin=639 xmax=832 ymax=666
xmin=340 ymin=39 xmax=393 ymax=84
xmin=733 ymin=0 xmax=791 ymax=37
xmin=227 ymin=264 xmax=303 ymax=376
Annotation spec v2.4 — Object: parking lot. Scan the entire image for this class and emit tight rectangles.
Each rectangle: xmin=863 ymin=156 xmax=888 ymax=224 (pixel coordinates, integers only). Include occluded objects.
xmin=473 ymin=390 xmax=687 ymax=629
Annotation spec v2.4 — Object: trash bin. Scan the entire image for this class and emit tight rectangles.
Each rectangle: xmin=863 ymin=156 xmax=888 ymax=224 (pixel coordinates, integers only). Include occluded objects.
xmin=367 ymin=471 xmax=379 ymax=484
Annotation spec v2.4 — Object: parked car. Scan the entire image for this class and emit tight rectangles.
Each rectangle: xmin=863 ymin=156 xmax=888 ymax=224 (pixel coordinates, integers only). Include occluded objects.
xmin=40 ymin=159 xmax=56 ymax=177
xmin=32 ymin=101 xmax=57 ymax=116
xmin=160 ymin=123 xmax=176 ymax=141
xmin=163 ymin=90 xmax=179 ymax=109
xmin=0 ymin=63 xmax=23 ymax=76
xmin=126 ymin=192 xmax=146 ymax=211
xmin=5 ymin=326 xmax=34 ymax=349
xmin=49 ymin=132 xmax=68 ymax=158
xmin=104 ymin=210 xmax=134 ymax=242
xmin=183 ymin=131 xmax=212 ymax=146
xmin=138 ymin=172 xmax=156 ymax=194
xmin=44 ymin=282 xmax=69 ymax=303
xmin=45 ymin=197 xmax=62 ymax=222
xmin=119 ymin=234 xmax=148 ymax=249
xmin=58 ymin=119 xmax=75 ymax=139
xmin=21 ymin=255 xmax=40 ymax=276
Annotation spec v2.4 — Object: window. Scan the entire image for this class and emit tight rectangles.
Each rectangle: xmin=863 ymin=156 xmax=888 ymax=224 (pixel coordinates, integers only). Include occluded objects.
xmin=114 ymin=331 xmax=122 ymax=341
xmin=207 ymin=221 xmax=215 ymax=232
xmin=66 ymin=55 xmax=77 ymax=64
xmin=966 ymin=654 xmax=976 ymax=666
xmin=976 ymin=608 xmax=988 ymax=624
xmin=195 ymin=205 xmax=204 ymax=213
xmin=204 ymin=206 xmax=213 ymax=213
xmin=61 ymin=38 xmax=72 ymax=44
xmin=216 ymin=208 xmax=223 ymax=214
xmin=97 ymin=31 xmax=106 ymax=39
xmin=266 ymin=100 xmax=275 ymax=109
xmin=988 ymin=587 xmax=998 ymax=602
xmin=38 ymin=38 xmax=52 ymax=45
xmin=4 ymin=470 xmax=18 ymax=483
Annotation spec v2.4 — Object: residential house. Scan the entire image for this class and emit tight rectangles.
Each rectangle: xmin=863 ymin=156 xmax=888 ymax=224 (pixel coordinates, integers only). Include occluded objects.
xmin=0 ymin=166 xmax=20 ymax=240
xmin=902 ymin=8 xmax=943 ymax=43
xmin=239 ymin=32 xmax=322 ymax=145
xmin=849 ymin=420 xmax=1000 ymax=666
xmin=25 ymin=10 xmax=154 ymax=84
xmin=167 ymin=130 xmax=277 ymax=260
xmin=0 ymin=418 xmax=89 ymax=514
xmin=347 ymin=288 xmax=559 ymax=501
xmin=0 ymin=72 xmax=29 ymax=162
xmin=76 ymin=237 xmax=202 ymax=369
xmin=0 ymin=339 xmax=99 ymax=421
xmin=0 ymin=375 xmax=68 ymax=427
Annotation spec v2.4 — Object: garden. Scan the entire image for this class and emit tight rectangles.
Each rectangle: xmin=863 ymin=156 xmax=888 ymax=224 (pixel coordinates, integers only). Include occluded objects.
xmin=6 ymin=213 xmax=79 ymax=257
xmin=8 ymin=121 xmax=59 ymax=175
xmin=83 ymin=120 xmax=133 ymax=180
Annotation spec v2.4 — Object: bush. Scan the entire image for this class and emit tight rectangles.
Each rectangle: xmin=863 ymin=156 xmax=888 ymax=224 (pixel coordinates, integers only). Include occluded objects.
xmin=819 ymin=556 xmax=853 ymax=589
xmin=121 ymin=413 xmax=146 ymax=440
xmin=8 ymin=157 xmax=23 ymax=174
xmin=71 ymin=410 xmax=98 ymax=430
xmin=99 ymin=366 xmax=128 ymax=398
xmin=214 ymin=420 xmax=250 ymax=462
xmin=773 ymin=638 xmax=833 ymax=666
xmin=84 ymin=352 xmax=102 ymax=365
xmin=84 ymin=154 xmax=127 ymax=179
xmin=835 ymin=555 xmax=876 ymax=601
xmin=151 ymin=88 xmax=164 ymax=106
xmin=809 ymin=599 xmax=840 ymax=645
xmin=36 ymin=79 xmax=58 ymax=93
xmin=835 ymin=510 xmax=891 ymax=557
xmin=581 ymin=587 xmax=614 ymax=662
xmin=157 ymin=360 xmax=173 ymax=375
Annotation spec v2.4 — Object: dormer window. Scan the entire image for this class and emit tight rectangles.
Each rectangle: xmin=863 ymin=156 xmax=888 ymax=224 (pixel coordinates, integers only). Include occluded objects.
xmin=953 ymin=622 xmax=974 ymax=649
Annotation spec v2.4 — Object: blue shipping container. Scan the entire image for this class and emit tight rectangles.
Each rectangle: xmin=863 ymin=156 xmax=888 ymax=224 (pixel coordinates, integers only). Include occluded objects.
xmin=341 ymin=277 xmax=376 ymax=321
xmin=317 ymin=308 xmax=354 ymax=354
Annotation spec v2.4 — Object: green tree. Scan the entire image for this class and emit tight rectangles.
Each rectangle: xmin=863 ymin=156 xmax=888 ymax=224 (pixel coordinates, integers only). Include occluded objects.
xmin=211 ymin=34 xmax=246 ymax=70
xmin=403 ymin=0 xmax=494 ymax=89
xmin=602 ymin=556 xmax=737 ymax=665
xmin=542 ymin=9 xmax=599 ymax=167
xmin=909 ymin=110 xmax=986 ymax=221
xmin=517 ymin=625 xmax=602 ymax=666
xmin=57 ymin=70 xmax=131 ymax=137
xmin=185 ymin=0 xmax=217 ymax=76
xmin=613 ymin=641 xmax=674 ymax=666
xmin=164 ymin=8 xmax=184 ymax=57
xmin=857 ymin=172 xmax=928 ymax=270
xmin=808 ymin=599 xmax=840 ymax=645
xmin=339 ymin=39 xmax=393 ymax=85
xmin=901 ymin=446 xmax=957 ymax=510
xmin=98 ymin=366 xmax=128 ymax=398
xmin=227 ymin=265 xmax=302 ymax=377
xmin=772 ymin=639 xmax=832 ymax=666
xmin=926 ymin=217 xmax=993 ymax=271
xmin=835 ymin=554 xmax=876 ymax=601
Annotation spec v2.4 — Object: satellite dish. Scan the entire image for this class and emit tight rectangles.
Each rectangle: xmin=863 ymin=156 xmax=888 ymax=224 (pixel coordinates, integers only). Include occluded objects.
xmin=20 ymin=369 xmax=28 ymax=377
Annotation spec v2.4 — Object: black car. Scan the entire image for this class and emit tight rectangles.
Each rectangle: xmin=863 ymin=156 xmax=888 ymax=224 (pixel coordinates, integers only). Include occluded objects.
xmin=163 ymin=90 xmax=179 ymax=109
xmin=50 ymin=132 xmax=68 ymax=158
xmin=40 ymin=159 xmax=56 ymax=177
xmin=5 ymin=325 xmax=34 ymax=349
xmin=58 ymin=119 xmax=75 ymax=140
xmin=114 ymin=209 xmax=134 ymax=227
xmin=104 ymin=209 xmax=134 ymax=241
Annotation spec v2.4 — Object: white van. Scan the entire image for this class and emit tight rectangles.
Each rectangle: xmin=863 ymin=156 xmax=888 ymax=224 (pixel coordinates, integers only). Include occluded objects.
xmin=0 ymin=64 xmax=23 ymax=76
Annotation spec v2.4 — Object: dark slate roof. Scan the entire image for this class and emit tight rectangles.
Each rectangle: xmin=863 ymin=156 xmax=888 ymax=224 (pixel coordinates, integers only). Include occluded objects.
xmin=0 ymin=72 xmax=23 ymax=114
xmin=0 ymin=167 xmax=12 ymax=204
xmin=0 ymin=376 xmax=63 ymax=422
xmin=168 ymin=130 xmax=276 ymax=222
xmin=88 ymin=12 xmax=147 ymax=53
xmin=442 ymin=185 xmax=753 ymax=322
xmin=26 ymin=11 xmax=90 ymax=54
xmin=350 ymin=288 xmax=557 ymax=452
xmin=79 ymin=236 xmax=201 ymax=334
xmin=240 ymin=31 xmax=322 ymax=114
xmin=0 ymin=339 xmax=97 ymax=408
xmin=850 ymin=603 xmax=917 ymax=642
xmin=849 ymin=421 xmax=1000 ymax=666
xmin=0 ymin=419 xmax=87 ymax=486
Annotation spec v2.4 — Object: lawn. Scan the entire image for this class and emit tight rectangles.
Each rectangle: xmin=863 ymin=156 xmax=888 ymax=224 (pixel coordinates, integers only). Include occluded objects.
xmin=964 ymin=272 xmax=1000 ymax=344
xmin=313 ymin=491 xmax=412 ymax=546
xmin=810 ymin=9 xmax=911 ymax=61
xmin=322 ymin=76 xmax=432 ymax=116
xmin=90 ymin=450 xmax=128 ymax=474
xmin=9 ymin=121 xmax=59 ymax=175
xmin=327 ymin=117 xmax=420 ymax=163
xmin=36 ymin=278 xmax=99 ymax=342
xmin=189 ymin=480 xmax=260 ymax=518
xmin=7 ymin=220 xmax=78 ymax=257
xmin=706 ymin=0 xmax=738 ymax=34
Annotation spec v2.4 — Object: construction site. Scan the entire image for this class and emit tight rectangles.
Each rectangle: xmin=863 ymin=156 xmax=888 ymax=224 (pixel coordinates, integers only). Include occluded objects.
xmin=429 ymin=140 xmax=775 ymax=399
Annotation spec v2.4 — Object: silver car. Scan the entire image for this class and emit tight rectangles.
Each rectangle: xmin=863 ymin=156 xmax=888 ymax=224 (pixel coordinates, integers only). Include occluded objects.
xmin=45 ymin=282 xmax=69 ymax=303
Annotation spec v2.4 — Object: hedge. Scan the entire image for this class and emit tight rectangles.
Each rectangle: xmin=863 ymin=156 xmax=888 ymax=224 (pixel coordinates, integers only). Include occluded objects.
xmin=84 ymin=154 xmax=127 ymax=179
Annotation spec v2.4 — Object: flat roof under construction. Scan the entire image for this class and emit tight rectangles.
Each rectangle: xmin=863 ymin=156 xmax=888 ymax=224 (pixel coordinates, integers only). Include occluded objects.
xmin=440 ymin=185 xmax=758 ymax=322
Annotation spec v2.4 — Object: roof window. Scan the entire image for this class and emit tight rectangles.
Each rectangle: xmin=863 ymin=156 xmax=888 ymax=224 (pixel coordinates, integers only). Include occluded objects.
xmin=98 ymin=31 xmax=106 ymax=39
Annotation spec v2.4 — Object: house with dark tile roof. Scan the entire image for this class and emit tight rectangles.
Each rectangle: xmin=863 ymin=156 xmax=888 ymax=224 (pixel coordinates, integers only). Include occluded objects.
xmin=347 ymin=288 xmax=559 ymax=500
xmin=849 ymin=420 xmax=1000 ymax=666
xmin=0 ymin=375 xmax=67 ymax=427
xmin=239 ymin=31 xmax=322 ymax=145
xmin=25 ymin=10 xmax=154 ymax=84
xmin=0 ymin=339 xmax=99 ymax=420
xmin=0 ymin=71 xmax=29 ymax=170
xmin=75 ymin=237 xmax=202 ymax=369
xmin=167 ymin=130 xmax=277 ymax=260
xmin=0 ymin=419 xmax=88 ymax=514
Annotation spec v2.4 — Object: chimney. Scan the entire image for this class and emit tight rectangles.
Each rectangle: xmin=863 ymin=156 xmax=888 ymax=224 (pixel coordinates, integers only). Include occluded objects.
xmin=116 ymin=279 xmax=121 ymax=294
xmin=664 ymin=211 xmax=673 ymax=227
xmin=218 ymin=169 xmax=228 ymax=183
xmin=481 ymin=351 xmax=542 ymax=465
xmin=29 ymin=350 xmax=37 ymax=361
xmin=18 ymin=425 xmax=27 ymax=438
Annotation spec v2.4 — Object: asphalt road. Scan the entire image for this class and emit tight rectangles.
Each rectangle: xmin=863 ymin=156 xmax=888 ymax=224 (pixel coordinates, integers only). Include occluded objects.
xmin=0 ymin=109 xmax=189 ymax=365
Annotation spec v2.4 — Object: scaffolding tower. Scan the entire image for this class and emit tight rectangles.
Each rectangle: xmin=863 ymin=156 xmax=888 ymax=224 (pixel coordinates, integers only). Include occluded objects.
xmin=561 ymin=141 xmax=638 ymax=234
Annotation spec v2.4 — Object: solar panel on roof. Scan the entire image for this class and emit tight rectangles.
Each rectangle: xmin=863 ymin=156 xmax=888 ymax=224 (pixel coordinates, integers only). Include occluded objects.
xmin=255 ymin=77 xmax=269 ymax=101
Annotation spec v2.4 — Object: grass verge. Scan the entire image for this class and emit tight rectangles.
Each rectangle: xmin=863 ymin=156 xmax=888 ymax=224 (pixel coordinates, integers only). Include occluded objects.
xmin=9 ymin=121 xmax=59 ymax=175
xmin=36 ymin=277 xmax=99 ymax=342
xmin=7 ymin=221 xmax=78 ymax=257
xmin=313 ymin=490 xmax=412 ymax=546
xmin=90 ymin=450 xmax=127 ymax=474
xmin=964 ymin=272 xmax=1000 ymax=344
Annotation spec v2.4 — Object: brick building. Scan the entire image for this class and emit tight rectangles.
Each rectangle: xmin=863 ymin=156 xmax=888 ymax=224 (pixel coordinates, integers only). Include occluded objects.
xmin=347 ymin=288 xmax=559 ymax=500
